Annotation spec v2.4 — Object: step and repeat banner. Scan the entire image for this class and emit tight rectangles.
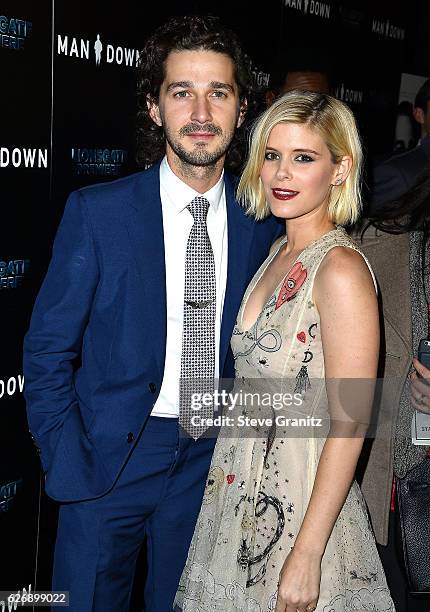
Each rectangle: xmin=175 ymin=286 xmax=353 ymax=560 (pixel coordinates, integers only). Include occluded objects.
xmin=1 ymin=0 xmax=412 ymax=597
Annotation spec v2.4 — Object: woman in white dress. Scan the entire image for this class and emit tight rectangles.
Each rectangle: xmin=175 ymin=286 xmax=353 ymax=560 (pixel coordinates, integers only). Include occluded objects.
xmin=174 ymin=91 xmax=395 ymax=612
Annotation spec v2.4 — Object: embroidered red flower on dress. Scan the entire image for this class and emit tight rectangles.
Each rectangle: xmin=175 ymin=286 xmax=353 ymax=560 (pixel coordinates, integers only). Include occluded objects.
xmin=275 ymin=262 xmax=307 ymax=310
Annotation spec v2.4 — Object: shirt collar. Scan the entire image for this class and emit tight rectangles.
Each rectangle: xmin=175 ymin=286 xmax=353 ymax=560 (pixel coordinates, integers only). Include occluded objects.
xmin=160 ymin=156 xmax=224 ymax=214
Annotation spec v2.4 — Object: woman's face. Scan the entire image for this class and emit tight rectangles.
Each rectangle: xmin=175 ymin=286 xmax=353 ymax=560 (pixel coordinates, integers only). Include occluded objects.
xmin=260 ymin=122 xmax=341 ymax=220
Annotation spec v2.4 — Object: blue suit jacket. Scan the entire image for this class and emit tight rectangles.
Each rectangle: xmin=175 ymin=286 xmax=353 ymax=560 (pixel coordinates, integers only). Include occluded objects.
xmin=370 ymin=134 xmax=430 ymax=213
xmin=23 ymin=162 xmax=282 ymax=501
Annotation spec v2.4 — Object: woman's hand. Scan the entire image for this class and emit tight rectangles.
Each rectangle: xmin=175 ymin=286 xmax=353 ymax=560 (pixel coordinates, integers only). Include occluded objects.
xmin=275 ymin=547 xmax=321 ymax=612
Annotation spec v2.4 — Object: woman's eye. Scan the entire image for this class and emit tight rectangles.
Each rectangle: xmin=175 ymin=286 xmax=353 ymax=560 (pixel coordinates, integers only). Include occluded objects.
xmin=264 ymin=151 xmax=279 ymax=161
xmin=295 ymin=154 xmax=314 ymax=162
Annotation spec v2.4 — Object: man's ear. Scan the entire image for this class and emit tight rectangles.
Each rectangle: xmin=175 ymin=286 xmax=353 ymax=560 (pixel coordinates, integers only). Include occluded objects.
xmin=237 ymin=98 xmax=248 ymax=128
xmin=147 ymin=94 xmax=162 ymax=127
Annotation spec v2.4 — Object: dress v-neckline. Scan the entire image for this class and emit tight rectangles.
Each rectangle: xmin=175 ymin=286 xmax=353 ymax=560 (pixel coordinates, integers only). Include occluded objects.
xmin=239 ymin=235 xmax=289 ymax=334
xmin=239 ymin=227 xmax=341 ymax=333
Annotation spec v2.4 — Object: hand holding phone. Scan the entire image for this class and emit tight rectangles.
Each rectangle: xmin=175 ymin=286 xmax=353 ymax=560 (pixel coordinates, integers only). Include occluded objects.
xmin=412 ymin=339 xmax=430 ymax=444
xmin=417 ymin=339 xmax=430 ymax=381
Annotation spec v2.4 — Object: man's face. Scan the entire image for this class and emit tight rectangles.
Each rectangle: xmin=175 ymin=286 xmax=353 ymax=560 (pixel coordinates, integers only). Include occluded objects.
xmin=422 ymin=101 xmax=430 ymax=139
xmin=414 ymin=100 xmax=430 ymax=140
xmin=148 ymin=49 xmax=246 ymax=170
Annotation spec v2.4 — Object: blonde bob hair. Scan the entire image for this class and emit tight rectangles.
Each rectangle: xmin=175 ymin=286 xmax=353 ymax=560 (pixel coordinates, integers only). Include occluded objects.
xmin=237 ymin=90 xmax=363 ymax=225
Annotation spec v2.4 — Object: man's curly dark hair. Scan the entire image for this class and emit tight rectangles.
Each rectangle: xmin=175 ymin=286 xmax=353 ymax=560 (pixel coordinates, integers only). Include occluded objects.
xmin=136 ymin=15 xmax=254 ymax=172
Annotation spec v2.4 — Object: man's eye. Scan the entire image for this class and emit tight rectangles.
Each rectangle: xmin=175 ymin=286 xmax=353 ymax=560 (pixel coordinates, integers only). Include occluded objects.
xmin=295 ymin=154 xmax=314 ymax=162
xmin=264 ymin=151 xmax=279 ymax=161
xmin=174 ymin=91 xmax=190 ymax=98
xmin=211 ymin=91 xmax=227 ymax=98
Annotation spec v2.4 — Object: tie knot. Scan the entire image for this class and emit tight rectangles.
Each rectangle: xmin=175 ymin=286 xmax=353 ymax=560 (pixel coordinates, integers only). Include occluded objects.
xmin=187 ymin=196 xmax=210 ymax=224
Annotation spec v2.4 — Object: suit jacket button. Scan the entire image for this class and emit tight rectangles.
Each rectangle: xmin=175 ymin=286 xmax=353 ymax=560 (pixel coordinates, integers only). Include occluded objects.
xmin=149 ymin=382 xmax=157 ymax=394
xmin=127 ymin=432 xmax=134 ymax=443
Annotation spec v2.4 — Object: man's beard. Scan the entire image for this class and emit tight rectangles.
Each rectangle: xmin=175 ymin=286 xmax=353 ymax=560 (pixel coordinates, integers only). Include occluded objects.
xmin=164 ymin=122 xmax=235 ymax=167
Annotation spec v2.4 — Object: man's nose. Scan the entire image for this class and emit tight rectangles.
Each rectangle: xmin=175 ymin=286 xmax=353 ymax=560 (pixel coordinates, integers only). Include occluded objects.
xmin=190 ymin=96 xmax=213 ymax=124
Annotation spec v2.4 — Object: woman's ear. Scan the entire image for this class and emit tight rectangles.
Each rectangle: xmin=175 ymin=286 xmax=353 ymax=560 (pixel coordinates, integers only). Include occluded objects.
xmin=332 ymin=156 xmax=352 ymax=185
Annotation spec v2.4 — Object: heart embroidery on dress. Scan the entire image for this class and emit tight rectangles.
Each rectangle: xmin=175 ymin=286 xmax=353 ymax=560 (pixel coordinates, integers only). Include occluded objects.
xmin=227 ymin=474 xmax=235 ymax=484
xmin=297 ymin=331 xmax=306 ymax=343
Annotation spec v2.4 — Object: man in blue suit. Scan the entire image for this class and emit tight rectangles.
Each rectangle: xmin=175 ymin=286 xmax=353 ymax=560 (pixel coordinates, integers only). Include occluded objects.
xmin=23 ymin=15 xmax=281 ymax=611
xmin=370 ymin=79 xmax=430 ymax=214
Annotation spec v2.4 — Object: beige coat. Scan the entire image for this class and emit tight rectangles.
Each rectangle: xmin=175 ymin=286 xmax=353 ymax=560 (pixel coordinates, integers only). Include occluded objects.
xmin=353 ymin=225 xmax=412 ymax=545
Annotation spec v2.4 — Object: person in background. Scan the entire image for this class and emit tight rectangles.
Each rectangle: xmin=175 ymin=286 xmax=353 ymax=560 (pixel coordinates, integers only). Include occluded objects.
xmin=175 ymin=91 xmax=394 ymax=612
xmin=354 ymin=163 xmax=430 ymax=611
xmin=371 ymin=79 xmax=430 ymax=213
xmin=265 ymin=48 xmax=332 ymax=108
xmin=413 ymin=78 xmax=430 ymax=144
xmin=393 ymin=101 xmax=415 ymax=153
xmin=23 ymin=15 xmax=281 ymax=611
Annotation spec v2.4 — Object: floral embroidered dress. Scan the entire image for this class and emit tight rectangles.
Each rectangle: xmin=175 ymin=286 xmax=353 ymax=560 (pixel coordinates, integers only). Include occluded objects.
xmin=174 ymin=227 xmax=395 ymax=612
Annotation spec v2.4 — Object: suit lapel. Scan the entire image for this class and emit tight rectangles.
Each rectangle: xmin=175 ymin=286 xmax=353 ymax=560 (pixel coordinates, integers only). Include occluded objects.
xmin=219 ymin=173 xmax=255 ymax=373
xmin=124 ymin=163 xmax=167 ymax=377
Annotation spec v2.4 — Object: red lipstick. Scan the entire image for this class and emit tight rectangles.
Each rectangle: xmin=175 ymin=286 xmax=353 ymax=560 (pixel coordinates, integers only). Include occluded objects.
xmin=272 ymin=188 xmax=299 ymax=201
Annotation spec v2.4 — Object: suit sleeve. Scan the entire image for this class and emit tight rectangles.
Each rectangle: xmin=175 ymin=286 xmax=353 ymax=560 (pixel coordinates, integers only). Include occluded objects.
xmin=23 ymin=190 xmax=100 ymax=472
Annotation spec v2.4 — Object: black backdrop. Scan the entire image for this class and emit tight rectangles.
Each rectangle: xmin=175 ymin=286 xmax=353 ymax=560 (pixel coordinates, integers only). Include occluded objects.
xmin=1 ymin=0 xmax=428 ymax=599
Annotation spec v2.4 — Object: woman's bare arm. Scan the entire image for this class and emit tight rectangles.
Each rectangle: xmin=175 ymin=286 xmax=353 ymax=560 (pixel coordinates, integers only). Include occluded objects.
xmin=275 ymin=246 xmax=379 ymax=612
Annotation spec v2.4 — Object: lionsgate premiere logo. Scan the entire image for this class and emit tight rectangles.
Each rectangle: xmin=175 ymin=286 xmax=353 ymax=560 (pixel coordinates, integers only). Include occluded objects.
xmin=0 ymin=15 xmax=32 ymax=50
xmin=284 ymin=0 xmax=332 ymax=20
xmin=245 ymin=55 xmax=270 ymax=89
xmin=0 ymin=259 xmax=30 ymax=289
xmin=57 ymin=32 xmax=140 ymax=67
xmin=71 ymin=147 xmax=128 ymax=176
xmin=339 ymin=5 xmax=365 ymax=31
xmin=0 ymin=479 xmax=22 ymax=513
xmin=335 ymin=82 xmax=364 ymax=105
xmin=372 ymin=17 xmax=405 ymax=41
xmin=0 ymin=147 xmax=48 ymax=169
xmin=251 ymin=67 xmax=270 ymax=89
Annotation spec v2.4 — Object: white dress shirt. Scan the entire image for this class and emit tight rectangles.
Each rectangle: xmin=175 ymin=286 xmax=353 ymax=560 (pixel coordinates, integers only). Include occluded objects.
xmin=151 ymin=157 xmax=228 ymax=417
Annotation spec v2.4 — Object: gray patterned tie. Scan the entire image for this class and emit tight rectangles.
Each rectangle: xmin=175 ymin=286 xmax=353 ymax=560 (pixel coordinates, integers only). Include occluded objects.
xmin=179 ymin=196 xmax=216 ymax=438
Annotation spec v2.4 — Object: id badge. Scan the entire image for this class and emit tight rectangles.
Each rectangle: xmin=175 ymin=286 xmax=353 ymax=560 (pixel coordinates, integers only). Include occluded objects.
xmin=412 ymin=410 xmax=430 ymax=445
